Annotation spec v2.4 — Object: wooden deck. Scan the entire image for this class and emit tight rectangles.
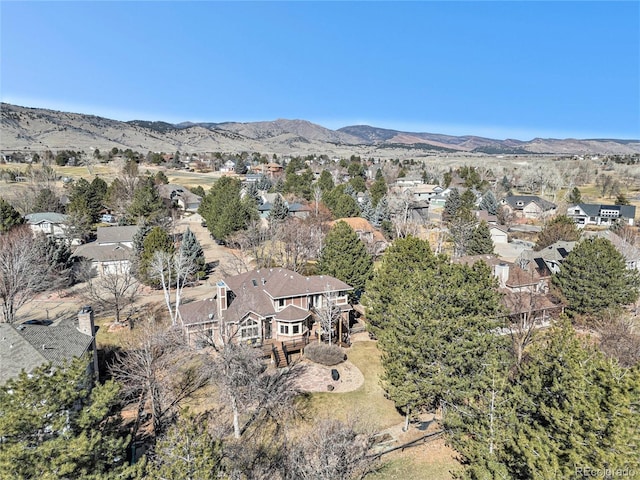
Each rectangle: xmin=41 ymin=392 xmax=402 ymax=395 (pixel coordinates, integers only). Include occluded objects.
xmin=261 ymin=336 xmax=310 ymax=368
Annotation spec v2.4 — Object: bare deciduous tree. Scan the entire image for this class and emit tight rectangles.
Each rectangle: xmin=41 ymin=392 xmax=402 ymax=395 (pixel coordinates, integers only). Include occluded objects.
xmin=0 ymin=226 xmax=54 ymax=323
xmin=149 ymin=248 xmax=198 ymax=327
xmin=110 ymin=313 xmax=211 ymax=437
xmin=286 ymin=418 xmax=378 ymax=480
xmin=81 ymin=262 xmax=139 ymax=324
xmin=211 ymin=342 xmax=302 ymax=439
xmin=315 ymin=292 xmax=342 ymax=346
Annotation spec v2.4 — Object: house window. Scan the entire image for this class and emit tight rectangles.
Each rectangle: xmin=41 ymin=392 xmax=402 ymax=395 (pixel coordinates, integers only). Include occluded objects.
xmin=292 ymin=324 xmax=300 ymax=335
xmin=240 ymin=319 xmax=259 ymax=339
xmin=278 ymin=299 xmax=285 ymax=308
xmin=279 ymin=324 xmax=289 ymax=335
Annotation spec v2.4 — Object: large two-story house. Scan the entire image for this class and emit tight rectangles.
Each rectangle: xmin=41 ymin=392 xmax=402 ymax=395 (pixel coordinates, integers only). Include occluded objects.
xmin=72 ymin=225 xmax=138 ymax=275
xmin=179 ymin=268 xmax=352 ymax=365
xmin=567 ymin=203 xmax=636 ymax=228
xmin=500 ymin=195 xmax=557 ymax=220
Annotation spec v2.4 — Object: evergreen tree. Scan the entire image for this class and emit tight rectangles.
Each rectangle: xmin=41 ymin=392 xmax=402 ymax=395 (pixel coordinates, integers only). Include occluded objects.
xmin=0 ymin=197 xmax=24 ymax=233
xmin=190 ymin=185 xmax=206 ymax=198
xmin=467 ymin=221 xmax=495 ymax=255
xmin=554 ymin=237 xmax=640 ymax=315
xmin=332 ymin=194 xmax=361 ymax=219
xmin=349 ymin=175 xmax=367 ymax=194
xmin=501 ymin=321 xmax=639 ymax=478
xmin=318 ymin=221 xmax=373 ymax=300
xmin=568 ymin=186 xmax=582 ymax=204
xmin=359 ymin=192 xmax=375 ymax=223
xmin=373 ymin=257 xmax=504 ymax=424
xmin=154 ymin=170 xmax=170 ymax=185
xmin=535 ymin=215 xmax=581 ymax=251
xmin=371 ymin=196 xmax=390 ymax=228
xmin=138 ymin=226 xmax=175 ymax=286
xmin=198 ymin=177 xmax=258 ymax=241
xmin=32 ymin=187 xmax=64 ymax=213
xmin=478 ymin=190 xmax=498 ymax=215
xmin=0 ymin=357 xmax=134 ymax=478
xmin=269 ymin=194 xmax=289 ymax=224
xmin=127 ymin=175 xmax=166 ymax=224
xmin=363 ymin=236 xmax=436 ymax=337
xmin=442 ymin=188 xmax=462 ymax=222
xmin=369 ymin=174 xmax=388 ymax=207
xmin=180 ymin=227 xmax=206 ymax=279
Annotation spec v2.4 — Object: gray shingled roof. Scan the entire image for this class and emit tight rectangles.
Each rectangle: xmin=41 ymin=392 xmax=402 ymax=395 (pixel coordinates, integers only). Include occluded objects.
xmin=503 ymin=195 xmax=556 ymax=211
xmin=72 ymin=242 xmax=132 ymax=263
xmin=0 ymin=320 xmax=93 ymax=385
xmin=96 ymin=225 xmax=139 ymax=245
xmin=576 ymin=203 xmax=636 ymax=219
xmin=25 ymin=212 xmax=69 ymax=224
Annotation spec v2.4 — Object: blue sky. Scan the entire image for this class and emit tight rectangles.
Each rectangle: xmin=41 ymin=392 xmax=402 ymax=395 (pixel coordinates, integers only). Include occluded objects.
xmin=1 ymin=1 xmax=638 ymax=140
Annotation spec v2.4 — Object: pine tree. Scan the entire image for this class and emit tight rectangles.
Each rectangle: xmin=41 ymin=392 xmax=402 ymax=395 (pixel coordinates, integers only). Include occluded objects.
xmin=553 ymin=237 xmax=640 ymax=315
xmin=198 ymin=177 xmax=258 ymax=241
xmin=359 ymin=192 xmax=375 ymax=223
xmin=180 ymin=227 xmax=206 ymax=279
xmin=369 ymin=174 xmax=388 ymax=208
xmin=363 ymin=236 xmax=436 ymax=337
xmin=371 ymin=196 xmax=390 ymax=228
xmin=32 ymin=187 xmax=65 ymax=214
xmin=478 ymin=190 xmax=499 ymax=215
xmin=467 ymin=221 xmax=495 ymax=255
xmin=501 ymin=320 xmax=640 ymax=478
xmin=138 ymin=226 xmax=175 ymax=286
xmin=443 ymin=188 xmax=462 ymax=222
xmin=0 ymin=357 xmax=134 ymax=478
xmin=127 ymin=175 xmax=167 ymax=224
xmin=374 ymin=257 xmax=505 ymax=425
xmin=318 ymin=221 xmax=373 ymax=300
xmin=568 ymin=186 xmax=582 ymax=205
xmin=0 ymin=197 xmax=24 ymax=233
xmin=269 ymin=194 xmax=289 ymax=224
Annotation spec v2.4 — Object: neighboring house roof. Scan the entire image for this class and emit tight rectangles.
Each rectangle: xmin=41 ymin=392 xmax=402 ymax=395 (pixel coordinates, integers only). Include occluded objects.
xmin=454 ymin=254 xmax=546 ymax=288
xmin=329 ymin=217 xmax=387 ymax=245
xmin=572 ymin=203 xmax=636 ymax=219
xmin=179 ymin=298 xmax=217 ymax=326
xmin=72 ymin=242 xmax=132 ymax=263
xmin=0 ymin=319 xmax=93 ymax=385
xmin=474 ymin=210 xmax=498 ymax=224
xmin=502 ymin=195 xmax=556 ymax=211
xmin=96 ymin=225 xmax=138 ymax=245
xmin=583 ymin=230 xmax=640 ymax=265
xmin=157 ymin=184 xmax=202 ymax=206
xmin=25 ymin=212 xmax=68 ymax=224
xmin=489 ymin=224 xmax=509 ymax=234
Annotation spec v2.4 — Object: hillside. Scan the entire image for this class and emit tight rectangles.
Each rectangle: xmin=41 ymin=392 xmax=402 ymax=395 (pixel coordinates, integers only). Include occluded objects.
xmin=2 ymin=103 xmax=639 ymax=156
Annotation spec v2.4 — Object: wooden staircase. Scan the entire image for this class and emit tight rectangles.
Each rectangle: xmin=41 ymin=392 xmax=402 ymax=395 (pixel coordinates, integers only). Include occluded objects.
xmin=271 ymin=344 xmax=288 ymax=368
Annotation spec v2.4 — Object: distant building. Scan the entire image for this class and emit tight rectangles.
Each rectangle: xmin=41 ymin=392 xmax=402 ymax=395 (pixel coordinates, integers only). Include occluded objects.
xmin=25 ymin=212 xmax=69 ymax=240
xmin=72 ymin=225 xmax=138 ymax=275
xmin=500 ymin=196 xmax=557 ymax=220
xmin=157 ymin=184 xmax=202 ymax=212
xmin=567 ymin=204 xmax=636 ymax=228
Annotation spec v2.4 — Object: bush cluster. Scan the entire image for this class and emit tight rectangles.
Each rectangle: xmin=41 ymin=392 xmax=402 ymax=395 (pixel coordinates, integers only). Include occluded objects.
xmin=304 ymin=342 xmax=346 ymax=366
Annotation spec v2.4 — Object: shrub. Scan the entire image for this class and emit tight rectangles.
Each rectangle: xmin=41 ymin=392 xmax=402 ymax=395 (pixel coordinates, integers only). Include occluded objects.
xmin=304 ymin=342 xmax=346 ymax=366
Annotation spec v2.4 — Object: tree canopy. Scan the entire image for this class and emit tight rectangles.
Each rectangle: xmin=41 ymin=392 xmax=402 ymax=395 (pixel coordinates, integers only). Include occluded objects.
xmin=317 ymin=221 xmax=373 ymax=300
xmin=553 ymin=237 xmax=640 ymax=315
xmin=0 ymin=356 xmax=134 ymax=479
xmin=535 ymin=215 xmax=581 ymax=251
xmin=198 ymin=177 xmax=257 ymax=241
xmin=0 ymin=197 xmax=24 ymax=233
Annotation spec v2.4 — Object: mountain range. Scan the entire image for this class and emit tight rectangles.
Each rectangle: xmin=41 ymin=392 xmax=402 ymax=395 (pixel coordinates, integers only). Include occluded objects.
xmin=2 ymin=103 xmax=639 ymax=156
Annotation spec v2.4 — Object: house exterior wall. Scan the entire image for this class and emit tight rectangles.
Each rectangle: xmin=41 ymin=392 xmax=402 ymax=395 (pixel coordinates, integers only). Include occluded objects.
xmin=490 ymin=229 xmax=508 ymax=244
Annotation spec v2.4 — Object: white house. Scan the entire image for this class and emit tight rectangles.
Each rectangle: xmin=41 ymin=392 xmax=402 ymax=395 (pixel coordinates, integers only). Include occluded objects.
xmin=25 ymin=212 xmax=69 ymax=239
xmin=567 ymin=204 xmax=636 ymax=228
xmin=72 ymin=225 xmax=138 ymax=275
